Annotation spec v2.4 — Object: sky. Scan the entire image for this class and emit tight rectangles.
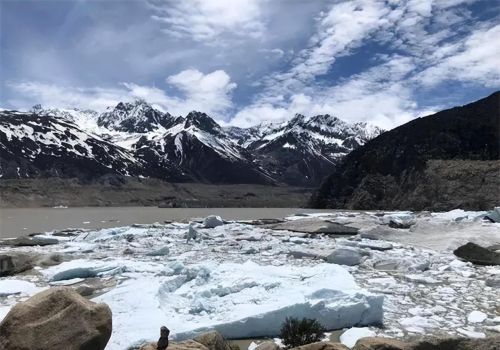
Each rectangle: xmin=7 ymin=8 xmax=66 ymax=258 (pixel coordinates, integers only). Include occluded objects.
xmin=1 ymin=0 xmax=499 ymax=129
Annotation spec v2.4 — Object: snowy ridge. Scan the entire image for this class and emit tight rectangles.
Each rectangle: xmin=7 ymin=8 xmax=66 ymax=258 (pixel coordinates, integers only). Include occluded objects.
xmin=0 ymin=101 xmax=383 ymax=184
xmin=0 ymin=111 xmax=142 ymax=178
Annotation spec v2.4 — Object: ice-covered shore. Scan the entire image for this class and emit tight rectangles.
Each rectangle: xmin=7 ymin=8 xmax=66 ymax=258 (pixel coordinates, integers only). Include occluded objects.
xmin=0 ymin=210 xmax=499 ymax=349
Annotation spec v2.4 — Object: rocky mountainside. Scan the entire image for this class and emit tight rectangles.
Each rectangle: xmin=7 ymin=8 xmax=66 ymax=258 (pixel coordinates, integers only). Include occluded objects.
xmin=0 ymin=111 xmax=145 ymax=180
xmin=0 ymin=100 xmax=382 ymax=185
xmin=310 ymin=91 xmax=500 ymax=210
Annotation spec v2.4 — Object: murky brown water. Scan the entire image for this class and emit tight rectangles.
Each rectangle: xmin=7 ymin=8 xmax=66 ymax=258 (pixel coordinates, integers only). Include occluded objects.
xmin=0 ymin=207 xmax=335 ymax=238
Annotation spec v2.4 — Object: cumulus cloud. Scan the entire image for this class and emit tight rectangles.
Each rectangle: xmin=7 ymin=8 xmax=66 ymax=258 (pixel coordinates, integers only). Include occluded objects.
xmin=166 ymin=69 xmax=237 ymax=114
xmin=8 ymin=69 xmax=237 ymax=119
xmin=148 ymin=0 xmax=267 ymax=43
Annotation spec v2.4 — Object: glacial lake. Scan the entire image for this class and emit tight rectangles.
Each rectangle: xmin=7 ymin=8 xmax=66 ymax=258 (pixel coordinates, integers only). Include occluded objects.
xmin=0 ymin=207 xmax=335 ymax=238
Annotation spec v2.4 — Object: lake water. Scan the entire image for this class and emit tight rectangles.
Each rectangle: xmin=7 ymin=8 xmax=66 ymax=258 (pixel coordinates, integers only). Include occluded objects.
xmin=0 ymin=207 xmax=334 ymax=238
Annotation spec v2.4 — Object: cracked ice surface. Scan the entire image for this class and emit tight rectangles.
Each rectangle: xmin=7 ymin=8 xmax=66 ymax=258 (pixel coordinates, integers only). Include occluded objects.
xmin=94 ymin=261 xmax=383 ymax=349
xmin=0 ymin=209 xmax=499 ymax=349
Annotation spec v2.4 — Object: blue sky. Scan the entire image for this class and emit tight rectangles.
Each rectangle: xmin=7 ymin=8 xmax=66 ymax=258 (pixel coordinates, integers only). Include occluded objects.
xmin=1 ymin=0 xmax=499 ymax=128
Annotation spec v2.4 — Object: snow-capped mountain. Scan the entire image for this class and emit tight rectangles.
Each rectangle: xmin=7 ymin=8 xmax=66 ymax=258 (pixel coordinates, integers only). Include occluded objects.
xmin=0 ymin=100 xmax=383 ymax=185
xmin=239 ymin=114 xmax=384 ymax=186
xmin=134 ymin=111 xmax=272 ymax=184
xmin=98 ymin=100 xmax=180 ymax=133
xmin=0 ymin=110 xmax=142 ymax=179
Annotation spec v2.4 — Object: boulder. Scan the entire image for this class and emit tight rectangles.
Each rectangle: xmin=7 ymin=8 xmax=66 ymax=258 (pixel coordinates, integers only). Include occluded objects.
xmin=410 ymin=336 xmax=500 ymax=349
xmin=388 ymin=220 xmax=415 ymax=229
xmin=486 ymin=275 xmax=500 ymax=288
xmin=0 ymin=287 xmax=112 ymax=350
xmin=255 ymin=341 xmax=280 ymax=350
xmin=326 ymin=248 xmax=362 ymax=266
xmin=0 ymin=253 xmax=33 ymax=276
xmin=291 ymin=341 xmax=349 ymax=350
xmin=141 ymin=340 xmax=209 ymax=350
xmin=0 ymin=236 xmax=59 ymax=247
xmin=193 ymin=330 xmax=231 ymax=350
xmin=203 ymin=216 xmax=225 ymax=228
xmin=351 ymin=336 xmax=500 ymax=350
xmin=352 ymin=337 xmax=408 ymax=349
xmin=453 ymin=242 xmax=500 ymax=265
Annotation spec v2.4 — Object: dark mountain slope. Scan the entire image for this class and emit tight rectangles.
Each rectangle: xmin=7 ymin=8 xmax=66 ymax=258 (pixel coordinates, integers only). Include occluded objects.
xmin=134 ymin=112 xmax=274 ymax=184
xmin=0 ymin=111 xmax=185 ymax=181
xmin=310 ymin=91 xmax=500 ymax=210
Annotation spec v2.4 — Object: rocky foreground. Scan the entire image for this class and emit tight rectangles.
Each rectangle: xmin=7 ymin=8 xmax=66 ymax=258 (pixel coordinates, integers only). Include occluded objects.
xmin=0 ymin=209 xmax=499 ymax=349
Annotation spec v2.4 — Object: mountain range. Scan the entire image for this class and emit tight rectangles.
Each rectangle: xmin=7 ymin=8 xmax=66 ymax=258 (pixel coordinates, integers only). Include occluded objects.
xmin=310 ymin=91 xmax=500 ymax=211
xmin=0 ymin=101 xmax=383 ymax=186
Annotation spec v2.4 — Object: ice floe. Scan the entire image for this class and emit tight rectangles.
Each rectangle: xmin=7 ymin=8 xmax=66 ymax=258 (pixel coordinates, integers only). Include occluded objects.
xmin=0 ymin=210 xmax=499 ymax=349
xmin=95 ymin=261 xmax=383 ymax=349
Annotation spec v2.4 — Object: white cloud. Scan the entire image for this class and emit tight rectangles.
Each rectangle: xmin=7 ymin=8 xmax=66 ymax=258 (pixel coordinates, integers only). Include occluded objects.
xmin=8 ymin=69 xmax=237 ymax=120
xmin=233 ymin=56 xmax=420 ymax=129
xmin=149 ymin=0 xmax=267 ymax=43
xmin=233 ymin=0 xmax=496 ymax=129
xmin=417 ymin=24 xmax=500 ymax=87
xmin=167 ymin=69 xmax=236 ymax=109
xmin=6 ymin=82 xmax=129 ymax=111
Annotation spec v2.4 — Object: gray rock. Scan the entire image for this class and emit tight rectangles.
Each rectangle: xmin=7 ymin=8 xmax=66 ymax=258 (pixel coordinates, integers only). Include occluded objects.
xmin=74 ymin=284 xmax=96 ymax=297
xmin=241 ymin=247 xmax=258 ymax=254
xmin=0 ymin=236 xmax=59 ymax=247
xmin=203 ymin=216 xmax=224 ymax=228
xmin=454 ymin=242 xmax=500 ymax=265
xmin=122 ymin=248 xmax=134 ymax=255
xmin=352 ymin=336 xmax=500 ymax=350
xmin=193 ymin=330 xmax=231 ymax=350
xmin=326 ymin=248 xmax=361 ymax=266
xmin=486 ymin=275 xmax=500 ymax=288
xmin=0 ymin=253 xmax=33 ymax=276
xmin=266 ymin=218 xmax=358 ymax=235
xmin=388 ymin=219 xmax=415 ymax=229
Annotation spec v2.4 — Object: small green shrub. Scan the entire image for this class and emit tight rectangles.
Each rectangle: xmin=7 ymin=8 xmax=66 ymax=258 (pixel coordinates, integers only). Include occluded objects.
xmin=279 ymin=317 xmax=325 ymax=348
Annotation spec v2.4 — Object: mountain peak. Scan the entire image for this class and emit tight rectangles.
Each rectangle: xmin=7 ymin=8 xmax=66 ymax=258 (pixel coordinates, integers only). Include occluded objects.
xmin=98 ymin=100 xmax=174 ymax=133
xmin=184 ymin=111 xmax=221 ymax=133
